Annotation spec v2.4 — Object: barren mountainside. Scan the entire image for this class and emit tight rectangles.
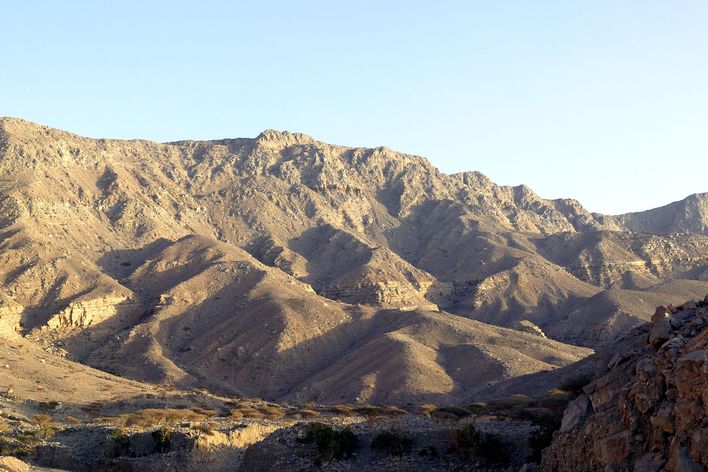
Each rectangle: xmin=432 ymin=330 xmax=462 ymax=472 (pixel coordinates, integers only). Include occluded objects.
xmin=0 ymin=117 xmax=707 ymax=404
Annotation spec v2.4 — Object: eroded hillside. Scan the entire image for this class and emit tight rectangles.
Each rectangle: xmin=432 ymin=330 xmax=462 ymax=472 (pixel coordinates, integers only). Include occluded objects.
xmin=1 ymin=117 xmax=707 ymax=403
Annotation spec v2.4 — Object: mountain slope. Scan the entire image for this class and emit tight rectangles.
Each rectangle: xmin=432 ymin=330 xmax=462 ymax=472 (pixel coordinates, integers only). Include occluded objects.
xmin=1 ymin=117 xmax=706 ymax=403
xmin=600 ymin=192 xmax=708 ymax=235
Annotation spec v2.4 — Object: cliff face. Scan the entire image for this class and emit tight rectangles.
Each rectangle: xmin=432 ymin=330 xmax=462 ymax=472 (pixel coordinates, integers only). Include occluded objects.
xmin=542 ymin=299 xmax=707 ymax=472
xmin=601 ymin=193 xmax=708 ymax=236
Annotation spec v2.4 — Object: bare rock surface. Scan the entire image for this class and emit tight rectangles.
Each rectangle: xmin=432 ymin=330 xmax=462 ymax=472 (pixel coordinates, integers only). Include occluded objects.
xmin=542 ymin=299 xmax=708 ymax=471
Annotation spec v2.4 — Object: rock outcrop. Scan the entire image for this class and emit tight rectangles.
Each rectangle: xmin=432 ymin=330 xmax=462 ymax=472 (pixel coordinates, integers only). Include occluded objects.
xmin=542 ymin=298 xmax=708 ymax=471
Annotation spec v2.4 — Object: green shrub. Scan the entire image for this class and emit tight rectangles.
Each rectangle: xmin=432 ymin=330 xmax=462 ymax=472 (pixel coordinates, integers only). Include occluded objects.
xmin=370 ymin=429 xmax=412 ymax=456
xmin=300 ymin=422 xmax=357 ymax=460
xmin=456 ymin=423 xmax=480 ymax=452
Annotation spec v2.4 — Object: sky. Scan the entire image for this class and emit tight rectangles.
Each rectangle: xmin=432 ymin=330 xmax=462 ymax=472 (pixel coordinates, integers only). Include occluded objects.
xmin=1 ymin=1 xmax=706 ymax=214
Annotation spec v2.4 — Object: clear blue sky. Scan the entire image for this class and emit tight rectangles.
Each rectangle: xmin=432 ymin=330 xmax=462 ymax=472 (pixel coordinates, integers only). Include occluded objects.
xmin=2 ymin=1 xmax=706 ymax=214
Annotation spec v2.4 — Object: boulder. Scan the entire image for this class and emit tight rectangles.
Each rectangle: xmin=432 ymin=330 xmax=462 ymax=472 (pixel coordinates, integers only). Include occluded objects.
xmin=649 ymin=306 xmax=672 ymax=345
xmin=560 ymin=394 xmax=590 ymax=432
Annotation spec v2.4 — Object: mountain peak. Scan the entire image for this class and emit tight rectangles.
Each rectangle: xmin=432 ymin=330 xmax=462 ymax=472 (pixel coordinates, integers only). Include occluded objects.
xmin=255 ymin=129 xmax=316 ymax=146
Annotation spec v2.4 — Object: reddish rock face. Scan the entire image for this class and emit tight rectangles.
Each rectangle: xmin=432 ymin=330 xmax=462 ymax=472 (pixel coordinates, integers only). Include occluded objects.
xmin=542 ymin=299 xmax=708 ymax=472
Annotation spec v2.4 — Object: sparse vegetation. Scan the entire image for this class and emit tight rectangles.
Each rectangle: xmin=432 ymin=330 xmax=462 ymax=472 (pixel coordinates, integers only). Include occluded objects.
xmin=109 ymin=427 xmax=130 ymax=446
xmin=293 ymin=408 xmax=320 ymax=418
xmin=478 ymin=433 xmax=510 ymax=466
xmin=230 ymin=404 xmax=286 ymax=419
xmin=121 ymin=408 xmax=206 ymax=428
xmin=38 ymin=400 xmax=61 ymax=410
xmin=192 ymin=424 xmax=216 ymax=436
xmin=190 ymin=407 xmax=220 ymax=417
xmin=528 ymin=413 xmax=562 ymax=463
xmin=65 ymin=415 xmax=82 ymax=424
xmin=300 ymin=422 xmax=358 ymax=460
xmin=455 ymin=423 xmax=481 ymax=454
xmin=260 ymin=405 xmax=286 ymax=419
xmin=152 ymin=427 xmax=172 ymax=453
xmin=455 ymin=423 xmax=511 ymax=466
xmin=0 ymin=433 xmax=38 ymax=458
xmin=383 ymin=405 xmax=407 ymax=416
xmin=370 ymin=429 xmax=412 ymax=456
xmin=353 ymin=405 xmax=383 ymax=417
xmin=33 ymin=413 xmax=56 ymax=439
xmin=330 ymin=404 xmax=355 ymax=416
xmin=432 ymin=405 xmax=471 ymax=420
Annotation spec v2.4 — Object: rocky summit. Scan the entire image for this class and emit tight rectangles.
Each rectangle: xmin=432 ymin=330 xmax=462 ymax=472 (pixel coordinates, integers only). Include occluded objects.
xmin=0 ymin=118 xmax=706 ymax=471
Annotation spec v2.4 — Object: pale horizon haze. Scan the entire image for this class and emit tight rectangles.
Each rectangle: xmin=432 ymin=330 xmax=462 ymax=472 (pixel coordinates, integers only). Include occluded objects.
xmin=1 ymin=1 xmax=706 ymax=214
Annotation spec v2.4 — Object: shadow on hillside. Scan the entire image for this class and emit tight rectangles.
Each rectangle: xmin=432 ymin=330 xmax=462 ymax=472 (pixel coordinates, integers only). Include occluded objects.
xmin=97 ymin=238 xmax=173 ymax=281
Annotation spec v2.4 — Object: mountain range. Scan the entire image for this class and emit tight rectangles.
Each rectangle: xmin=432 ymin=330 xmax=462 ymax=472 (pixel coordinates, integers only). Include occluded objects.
xmin=0 ymin=117 xmax=706 ymax=404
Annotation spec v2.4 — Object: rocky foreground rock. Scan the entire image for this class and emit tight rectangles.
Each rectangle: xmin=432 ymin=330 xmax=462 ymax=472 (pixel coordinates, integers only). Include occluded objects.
xmin=542 ymin=299 xmax=707 ymax=471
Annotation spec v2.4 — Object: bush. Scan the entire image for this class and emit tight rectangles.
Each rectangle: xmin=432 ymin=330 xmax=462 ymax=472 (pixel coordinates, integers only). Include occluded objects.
xmin=152 ymin=427 xmax=172 ymax=453
xmin=38 ymin=401 xmax=61 ymax=410
xmin=456 ymin=423 xmax=480 ymax=453
xmin=33 ymin=414 xmax=56 ymax=440
xmin=293 ymin=409 xmax=320 ymax=418
xmin=120 ymin=408 xmax=206 ymax=428
xmin=433 ymin=406 xmax=471 ymax=420
xmin=192 ymin=425 xmax=216 ymax=436
xmin=456 ymin=424 xmax=510 ymax=466
xmin=330 ymin=404 xmax=355 ymax=416
xmin=353 ymin=405 xmax=386 ymax=417
xmin=109 ymin=428 xmax=129 ymax=446
xmin=190 ymin=407 xmax=220 ymax=417
xmin=370 ymin=429 xmax=412 ymax=456
xmin=383 ymin=405 xmax=407 ymax=416
xmin=300 ymin=422 xmax=357 ymax=460
xmin=478 ymin=434 xmax=510 ymax=466
xmin=230 ymin=406 xmax=263 ymax=419
xmin=260 ymin=405 xmax=285 ymax=419
xmin=528 ymin=413 xmax=561 ymax=462
xmin=0 ymin=434 xmax=38 ymax=458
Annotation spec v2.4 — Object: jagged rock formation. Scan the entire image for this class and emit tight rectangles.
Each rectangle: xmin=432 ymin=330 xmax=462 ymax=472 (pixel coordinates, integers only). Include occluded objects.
xmin=542 ymin=299 xmax=708 ymax=471
xmin=1 ymin=117 xmax=707 ymax=402
xmin=601 ymin=193 xmax=708 ymax=236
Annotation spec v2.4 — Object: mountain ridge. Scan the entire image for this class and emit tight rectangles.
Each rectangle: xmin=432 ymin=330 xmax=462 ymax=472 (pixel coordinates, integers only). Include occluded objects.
xmin=1 ymin=117 xmax=706 ymax=403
